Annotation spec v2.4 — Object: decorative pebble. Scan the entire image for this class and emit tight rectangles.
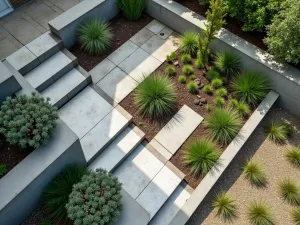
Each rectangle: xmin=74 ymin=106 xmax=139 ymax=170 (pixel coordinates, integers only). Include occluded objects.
xmin=174 ymin=61 xmax=179 ymax=67
xmin=200 ymin=98 xmax=207 ymax=104
xmin=197 ymin=95 xmax=201 ymax=99
xmin=195 ymin=79 xmax=201 ymax=85
xmin=194 ymin=99 xmax=200 ymax=105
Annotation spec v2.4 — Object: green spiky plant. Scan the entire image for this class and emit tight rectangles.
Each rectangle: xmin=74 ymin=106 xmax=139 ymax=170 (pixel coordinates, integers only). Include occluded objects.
xmin=0 ymin=164 xmax=8 ymax=177
xmin=42 ymin=165 xmax=89 ymax=224
xmin=180 ymin=31 xmax=199 ymax=55
xmin=216 ymin=87 xmax=227 ymax=97
xmin=166 ymin=66 xmax=176 ymax=76
xmin=264 ymin=119 xmax=293 ymax=144
xmin=205 ymin=107 xmax=242 ymax=145
xmin=207 ymin=69 xmax=220 ymax=81
xmin=247 ymin=201 xmax=275 ymax=225
xmin=231 ymin=71 xmax=270 ymax=106
xmin=183 ymin=65 xmax=193 ymax=75
xmin=204 ymin=85 xmax=213 ymax=95
xmin=187 ymin=81 xmax=198 ymax=94
xmin=117 ymin=0 xmax=146 ymax=20
xmin=195 ymin=58 xmax=204 ymax=69
xmin=184 ymin=137 xmax=220 ymax=176
xmin=285 ymin=146 xmax=300 ymax=168
xmin=170 ymin=51 xmax=177 ymax=61
xmin=190 ymin=74 xmax=196 ymax=80
xmin=178 ymin=75 xmax=187 ymax=84
xmin=41 ymin=219 xmax=52 ymax=225
xmin=166 ymin=55 xmax=172 ymax=63
xmin=229 ymin=99 xmax=238 ymax=108
xmin=279 ymin=179 xmax=300 ymax=206
xmin=243 ymin=160 xmax=267 ymax=188
xmin=211 ymin=78 xmax=223 ymax=89
xmin=212 ymin=192 xmax=238 ymax=221
xmin=181 ymin=54 xmax=192 ymax=64
xmin=214 ymin=96 xmax=225 ymax=107
xmin=214 ymin=51 xmax=241 ymax=76
xmin=236 ymin=102 xmax=250 ymax=117
xmin=291 ymin=208 xmax=300 ymax=225
xmin=78 ymin=19 xmax=112 ymax=55
xmin=134 ymin=74 xmax=176 ymax=120
xmin=206 ymin=104 xmax=213 ymax=111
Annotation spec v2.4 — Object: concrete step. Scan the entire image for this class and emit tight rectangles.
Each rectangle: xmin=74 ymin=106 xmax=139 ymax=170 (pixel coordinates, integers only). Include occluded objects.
xmin=88 ymin=126 xmax=144 ymax=173
xmin=24 ymin=51 xmax=75 ymax=92
xmin=149 ymin=185 xmax=191 ymax=225
xmin=41 ymin=68 xmax=88 ymax=108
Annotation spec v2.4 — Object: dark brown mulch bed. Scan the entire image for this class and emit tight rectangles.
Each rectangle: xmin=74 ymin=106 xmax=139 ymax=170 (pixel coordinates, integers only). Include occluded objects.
xmin=0 ymin=134 xmax=33 ymax=179
xmin=120 ymin=50 xmax=252 ymax=188
xmin=70 ymin=13 xmax=153 ymax=71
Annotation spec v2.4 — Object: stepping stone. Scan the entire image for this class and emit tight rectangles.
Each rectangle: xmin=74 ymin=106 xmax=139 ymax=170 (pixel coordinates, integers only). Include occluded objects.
xmin=136 ymin=165 xmax=182 ymax=219
xmin=119 ymin=48 xmax=161 ymax=82
xmin=146 ymin=20 xmax=165 ymax=34
xmin=130 ymin=28 xmax=155 ymax=47
xmin=97 ymin=67 xmax=138 ymax=103
xmin=88 ymin=126 xmax=144 ymax=172
xmin=154 ymin=105 xmax=203 ymax=155
xmin=41 ymin=68 xmax=87 ymax=108
xmin=25 ymin=51 xmax=73 ymax=92
xmin=149 ymin=185 xmax=191 ymax=225
xmin=148 ymin=139 xmax=172 ymax=160
xmin=114 ymin=144 xmax=164 ymax=199
xmin=107 ymin=40 xmax=138 ymax=65
xmin=89 ymin=58 xmax=116 ymax=83
xmin=80 ymin=107 xmax=132 ymax=163
xmin=59 ymin=86 xmax=113 ymax=139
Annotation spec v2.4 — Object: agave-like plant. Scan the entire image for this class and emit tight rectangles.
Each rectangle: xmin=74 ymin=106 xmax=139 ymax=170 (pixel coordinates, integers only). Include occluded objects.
xmin=285 ymin=146 xmax=300 ymax=168
xmin=247 ymin=201 xmax=275 ymax=225
xmin=243 ymin=160 xmax=267 ymax=188
xmin=214 ymin=51 xmax=241 ymax=76
xmin=279 ymin=179 xmax=300 ymax=206
xmin=212 ymin=192 xmax=238 ymax=221
xmin=117 ymin=0 xmax=146 ymax=20
xmin=264 ymin=119 xmax=293 ymax=144
xmin=291 ymin=207 xmax=300 ymax=225
xmin=180 ymin=31 xmax=199 ymax=55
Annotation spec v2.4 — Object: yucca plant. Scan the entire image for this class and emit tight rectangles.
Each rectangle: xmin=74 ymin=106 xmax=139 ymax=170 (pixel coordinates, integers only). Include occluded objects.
xmin=214 ymin=51 xmax=241 ymax=76
xmin=207 ymin=69 xmax=220 ymax=81
xmin=204 ymin=85 xmax=213 ymax=95
xmin=285 ymin=146 xmax=300 ymax=168
xmin=243 ymin=160 xmax=267 ymax=188
xmin=184 ymin=138 xmax=220 ymax=176
xmin=187 ymin=81 xmax=198 ymax=94
xmin=236 ymin=102 xmax=250 ymax=117
xmin=211 ymin=78 xmax=223 ymax=89
xmin=78 ymin=19 xmax=112 ymax=55
xmin=42 ymin=165 xmax=89 ymax=224
xmin=212 ymin=192 xmax=238 ymax=221
xmin=291 ymin=208 xmax=300 ymax=225
xmin=134 ymin=74 xmax=176 ymax=120
xmin=264 ymin=119 xmax=293 ymax=144
xmin=117 ymin=0 xmax=146 ymax=21
xmin=180 ymin=31 xmax=199 ymax=55
xmin=183 ymin=65 xmax=193 ymax=75
xmin=279 ymin=179 xmax=300 ymax=206
xmin=205 ymin=107 xmax=242 ymax=145
xmin=214 ymin=96 xmax=225 ymax=107
xmin=181 ymin=54 xmax=192 ymax=64
xmin=216 ymin=87 xmax=227 ymax=97
xmin=231 ymin=71 xmax=270 ymax=106
xmin=247 ymin=201 xmax=275 ymax=225
xmin=178 ymin=75 xmax=187 ymax=84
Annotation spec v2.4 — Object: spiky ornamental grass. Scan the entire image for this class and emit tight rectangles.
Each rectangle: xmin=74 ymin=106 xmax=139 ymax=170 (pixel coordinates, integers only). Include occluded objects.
xmin=214 ymin=96 xmax=225 ymax=107
xmin=187 ymin=81 xmax=198 ymax=94
xmin=216 ymin=87 xmax=227 ymax=97
xmin=207 ymin=69 xmax=220 ymax=81
xmin=195 ymin=58 xmax=204 ymax=69
xmin=178 ymin=75 xmax=187 ymax=84
xmin=66 ymin=169 xmax=123 ymax=225
xmin=183 ymin=65 xmax=193 ymax=75
xmin=78 ymin=19 xmax=112 ymax=55
xmin=0 ymin=164 xmax=7 ymax=177
xmin=206 ymin=104 xmax=212 ymax=111
xmin=229 ymin=99 xmax=238 ymax=108
xmin=134 ymin=74 xmax=176 ymax=120
xmin=247 ymin=201 xmax=275 ymax=225
xmin=180 ymin=31 xmax=199 ymax=55
xmin=116 ymin=0 xmax=146 ymax=21
xmin=231 ymin=71 xmax=270 ymax=106
xmin=264 ymin=119 xmax=293 ymax=144
xmin=181 ymin=54 xmax=192 ymax=64
xmin=236 ymin=102 xmax=250 ymax=117
xmin=285 ymin=146 xmax=300 ymax=168
xmin=190 ymin=74 xmax=196 ymax=80
xmin=42 ymin=165 xmax=89 ymax=224
xmin=170 ymin=51 xmax=177 ymax=61
xmin=204 ymin=85 xmax=213 ymax=95
xmin=166 ymin=66 xmax=176 ymax=76
xmin=243 ymin=160 xmax=267 ymax=188
xmin=184 ymin=138 xmax=220 ymax=176
xmin=211 ymin=78 xmax=223 ymax=89
xmin=214 ymin=51 xmax=241 ymax=77
xmin=0 ymin=93 xmax=58 ymax=149
xmin=279 ymin=179 xmax=300 ymax=206
xmin=291 ymin=208 xmax=300 ymax=225
xmin=212 ymin=192 xmax=238 ymax=222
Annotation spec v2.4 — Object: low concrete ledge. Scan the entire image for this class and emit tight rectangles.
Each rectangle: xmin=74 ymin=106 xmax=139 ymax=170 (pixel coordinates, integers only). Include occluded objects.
xmin=0 ymin=119 xmax=86 ymax=225
xmin=169 ymin=91 xmax=279 ymax=225
xmin=48 ymin=0 xmax=119 ymax=49
xmin=146 ymin=0 xmax=300 ymax=116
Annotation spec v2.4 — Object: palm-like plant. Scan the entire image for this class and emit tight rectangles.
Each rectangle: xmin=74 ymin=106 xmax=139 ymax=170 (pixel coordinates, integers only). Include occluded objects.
xmin=285 ymin=146 xmax=300 ymax=168
xmin=134 ymin=74 xmax=176 ymax=120
xmin=243 ymin=160 xmax=267 ymax=187
xmin=279 ymin=179 xmax=300 ymax=206
xmin=180 ymin=31 xmax=199 ymax=55
xmin=214 ymin=51 xmax=241 ymax=76
xmin=78 ymin=19 xmax=112 ymax=55
xmin=291 ymin=208 xmax=300 ymax=225
xmin=247 ymin=201 xmax=275 ymax=225
xmin=264 ymin=119 xmax=293 ymax=144
xmin=117 ymin=0 xmax=146 ymax=20
xmin=212 ymin=192 xmax=238 ymax=221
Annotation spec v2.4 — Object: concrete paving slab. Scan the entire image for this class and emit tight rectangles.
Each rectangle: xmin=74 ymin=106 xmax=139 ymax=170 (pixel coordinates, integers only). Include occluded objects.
xmin=136 ymin=165 xmax=182 ymax=219
xmin=49 ymin=0 xmax=80 ymax=11
xmin=154 ymin=105 xmax=203 ymax=155
xmin=149 ymin=139 xmax=172 ymax=160
xmin=0 ymin=38 xmax=20 ymax=60
xmin=130 ymin=28 xmax=155 ymax=47
xmin=114 ymin=145 xmax=164 ymax=199
xmin=88 ymin=127 xmax=143 ymax=172
xmin=158 ymin=27 xmax=173 ymax=39
xmin=89 ymin=58 xmax=116 ymax=83
xmin=107 ymin=40 xmax=138 ymax=65
xmin=59 ymin=86 xmax=113 ymax=139
xmin=97 ymin=67 xmax=138 ymax=103
xmin=146 ymin=20 xmax=165 ymax=34
xmin=80 ymin=108 xmax=131 ymax=163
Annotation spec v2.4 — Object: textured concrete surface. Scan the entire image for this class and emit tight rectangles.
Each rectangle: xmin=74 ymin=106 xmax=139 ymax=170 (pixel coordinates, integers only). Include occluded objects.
xmin=146 ymin=20 xmax=165 ymax=34
xmin=130 ymin=27 xmax=155 ymax=47
xmin=89 ymin=58 xmax=116 ymax=83
xmin=107 ymin=40 xmax=138 ymax=65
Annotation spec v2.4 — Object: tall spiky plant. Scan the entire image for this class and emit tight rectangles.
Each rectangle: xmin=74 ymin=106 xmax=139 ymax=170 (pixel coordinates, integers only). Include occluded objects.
xmin=212 ymin=192 xmax=238 ymax=221
xmin=247 ymin=201 xmax=275 ymax=225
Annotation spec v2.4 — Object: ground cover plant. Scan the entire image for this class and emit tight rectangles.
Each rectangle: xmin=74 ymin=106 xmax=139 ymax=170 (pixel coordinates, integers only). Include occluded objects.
xmin=117 ymin=0 xmax=146 ymax=21
xmin=292 ymin=208 xmax=300 ymax=225
xmin=212 ymin=192 xmax=238 ymax=221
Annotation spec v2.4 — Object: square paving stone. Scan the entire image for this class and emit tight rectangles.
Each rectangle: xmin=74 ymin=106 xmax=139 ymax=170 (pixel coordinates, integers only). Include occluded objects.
xmin=89 ymin=58 xmax=116 ymax=83
xmin=158 ymin=27 xmax=173 ymax=39
xmin=49 ymin=0 xmax=80 ymax=11
xmin=130 ymin=28 xmax=155 ymax=47
xmin=107 ymin=40 xmax=138 ymax=65
xmin=0 ymin=38 xmax=20 ymax=60
xmin=146 ymin=20 xmax=165 ymax=34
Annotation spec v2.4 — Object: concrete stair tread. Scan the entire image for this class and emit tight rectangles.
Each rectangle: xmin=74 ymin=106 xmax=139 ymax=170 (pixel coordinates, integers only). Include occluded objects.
xmin=88 ymin=126 xmax=144 ymax=172
xmin=24 ymin=51 xmax=73 ymax=91
xmin=41 ymin=68 xmax=87 ymax=108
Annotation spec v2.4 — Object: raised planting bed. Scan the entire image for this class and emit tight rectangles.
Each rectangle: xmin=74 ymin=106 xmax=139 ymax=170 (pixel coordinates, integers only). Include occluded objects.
xmin=188 ymin=108 xmax=300 ymax=225
xmin=70 ymin=14 xmax=153 ymax=71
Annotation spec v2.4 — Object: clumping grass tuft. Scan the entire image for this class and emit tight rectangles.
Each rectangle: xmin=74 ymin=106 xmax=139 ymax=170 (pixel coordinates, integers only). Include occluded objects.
xmin=166 ymin=66 xmax=176 ymax=76
xmin=187 ymin=81 xmax=198 ymax=94
xmin=236 ymin=102 xmax=250 ymax=117
xmin=166 ymin=55 xmax=172 ymax=63
xmin=285 ymin=146 xmax=300 ymax=168
xmin=207 ymin=69 xmax=220 ymax=81
xmin=180 ymin=31 xmax=199 ymax=55
xmin=214 ymin=51 xmax=241 ymax=76
xmin=41 ymin=219 xmax=52 ymax=225
xmin=205 ymin=107 xmax=242 ymax=145
xmin=247 ymin=201 xmax=275 ymax=225
xmin=170 ymin=51 xmax=177 ymax=61
xmin=214 ymin=96 xmax=225 ymax=107
xmin=221 ymin=76 xmax=228 ymax=85
xmin=231 ymin=71 xmax=270 ymax=106
xmin=184 ymin=137 xmax=220 ymax=176
xmin=216 ymin=87 xmax=227 ymax=97
xmin=134 ymin=74 xmax=176 ymax=120
xmin=206 ymin=104 xmax=212 ymax=111
xmin=195 ymin=58 xmax=204 ymax=69
xmin=190 ymin=74 xmax=196 ymax=80
xmin=204 ymin=85 xmax=213 ymax=95
xmin=243 ymin=160 xmax=267 ymax=188
xmin=264 ymin=119 xmax=293 ymax=144
xmin=291 ymin=208 xmax=300 ymax=225
xmin=117 ymin=0 xmax=146 ymax=20
xmin=279 ymin=179 xmax=300 ymax=206
xmin=212 ymin=192 xmax=238 ymax=221
xmin=181 ymin=54 xmax=192 ymax=64
xmin=211 ymin=78 xmax=223 ymax=89
xmin=0 ymin=164 xmax=8 ymax=177
xmin=183 ymin=65 xmax=193 ymax=75
xmin=78 ymin=19 xmax=112 ymax=55
xmin=178 ymin=75 xmax=187 ymax=84
xmin=229 ymin=99 xmax=238 ymax=108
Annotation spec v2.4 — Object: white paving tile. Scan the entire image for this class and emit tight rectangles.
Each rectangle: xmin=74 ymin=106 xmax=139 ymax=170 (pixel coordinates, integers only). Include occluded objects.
xmin=149 ymin=139 xmax=172 ymax=160
xmin=146 ymin=20 xmax=165 ymax=34
xmin=158 ymin=27 xmax=173 ymax=39
xmin=89 ymin=58 xmax=116 ymax=83
xmin=130 ymin=28 xmax=155 ymax=47
xmin=136 ymin=165 xmax=182 ymax=219
xmin=59 ymin=86 xmax=113 ymax=139
xmin=114 ymin=145 xmax=164 ymax=199
xmin=107 ymin=40 xmax=138 ymax=65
